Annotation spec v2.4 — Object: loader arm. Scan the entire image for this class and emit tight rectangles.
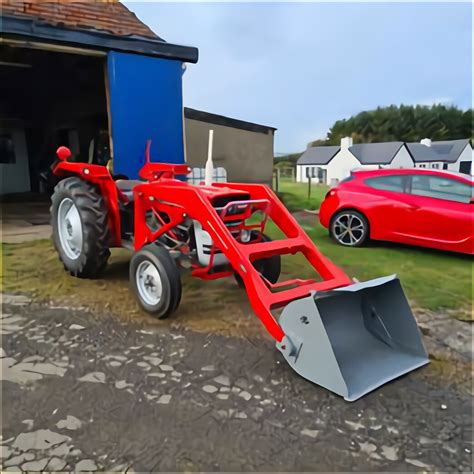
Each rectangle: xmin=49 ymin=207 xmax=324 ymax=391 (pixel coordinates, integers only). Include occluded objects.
xmin=133 ymin=180 xmax=352 ymax=342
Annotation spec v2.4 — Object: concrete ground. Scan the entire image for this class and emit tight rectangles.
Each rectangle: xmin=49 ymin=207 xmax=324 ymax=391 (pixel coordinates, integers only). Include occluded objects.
xmin=1 ymin=198 xmax=51 ymax=244
xmin=1 ymin=294 xmax=472 ymax=472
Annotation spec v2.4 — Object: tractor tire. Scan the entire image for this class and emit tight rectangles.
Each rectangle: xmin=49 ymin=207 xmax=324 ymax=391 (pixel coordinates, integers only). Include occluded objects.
xmin=51 ymin=176 xmax=110 ymax=278
xmin=234 ymin=232 xmax=281 ymax=287
xmin=130 ymin=244 xmax=182 ymax=319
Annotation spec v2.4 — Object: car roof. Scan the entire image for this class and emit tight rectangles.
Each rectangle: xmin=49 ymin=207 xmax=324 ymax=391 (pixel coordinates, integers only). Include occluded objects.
xmin=351 ymin=168 xmax=473 ymax=184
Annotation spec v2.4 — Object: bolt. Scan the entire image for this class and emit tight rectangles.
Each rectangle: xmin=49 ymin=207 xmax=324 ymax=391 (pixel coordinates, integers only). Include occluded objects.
xmin=83 ymin=168 xmax=90 ymax=175
xmin=149 ymin=196 xmax=155 ymax=201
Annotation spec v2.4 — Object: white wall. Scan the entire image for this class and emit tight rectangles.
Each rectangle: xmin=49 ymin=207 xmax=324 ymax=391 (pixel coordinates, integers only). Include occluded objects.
xmin=296 ymin=165 xmax=327 ymax=184
xmin=415 ymin=161 xmax=443 ymax=169
xmin=390 ymin=146 xmax=414 ymax=168
xmin=447 ymin=143 xmax=472 ymax=173
xmin=325 ymin=149 xmax=363 ymax=185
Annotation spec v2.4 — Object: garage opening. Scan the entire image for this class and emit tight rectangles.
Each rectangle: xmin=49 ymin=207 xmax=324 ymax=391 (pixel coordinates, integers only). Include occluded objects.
xmin=0 ymin=44 xmax=109 ymax=196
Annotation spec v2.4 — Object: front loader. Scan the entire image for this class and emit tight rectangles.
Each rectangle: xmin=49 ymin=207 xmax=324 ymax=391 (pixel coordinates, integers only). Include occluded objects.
xmin=51 ymin=143 xmax=428 ymax=401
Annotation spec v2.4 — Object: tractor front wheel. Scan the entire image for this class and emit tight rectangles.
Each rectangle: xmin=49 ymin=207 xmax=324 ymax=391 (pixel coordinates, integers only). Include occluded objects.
xmin=130 ymin=244 xmax=182 ymax=319
xmin=51 ymin=177 xmax=110 ymax=278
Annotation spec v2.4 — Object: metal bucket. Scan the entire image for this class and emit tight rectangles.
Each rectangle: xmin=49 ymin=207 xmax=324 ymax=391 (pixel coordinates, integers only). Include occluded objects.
xmin=277 ymin=275 xmax=429 ymax=401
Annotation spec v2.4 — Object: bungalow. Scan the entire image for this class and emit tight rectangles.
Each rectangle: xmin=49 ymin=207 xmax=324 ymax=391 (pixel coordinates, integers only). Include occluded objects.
xmin=296 ymin=137 xmax=413 ymax=186
xmin=297 ymin=137 xmax=473 ymax=185
xmin=406 ymin=139 xmax=472 ymax=175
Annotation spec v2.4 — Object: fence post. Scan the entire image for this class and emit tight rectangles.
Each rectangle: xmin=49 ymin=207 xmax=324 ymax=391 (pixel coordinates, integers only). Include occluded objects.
xmin=308 ymin=174 xmax=311 ymax=198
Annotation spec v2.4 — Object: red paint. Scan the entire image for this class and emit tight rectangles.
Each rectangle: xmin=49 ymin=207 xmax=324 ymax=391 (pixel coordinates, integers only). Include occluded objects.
xmin=53 ymin=154 xmax=354 ymax=343
xmin=56 ymin=146 xmax=72 ymax=161
xmin=319 ymin=169 xmax=473 ymax=254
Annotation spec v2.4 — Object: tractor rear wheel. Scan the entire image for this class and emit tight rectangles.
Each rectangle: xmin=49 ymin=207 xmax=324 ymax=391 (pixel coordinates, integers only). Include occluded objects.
xmin=51 ymin=177 xmax=110 ymax=278
xmin=130 ymin=244 xmax=182 ymax=319
xmin=234 ymin=232 xmax=281 ymax=287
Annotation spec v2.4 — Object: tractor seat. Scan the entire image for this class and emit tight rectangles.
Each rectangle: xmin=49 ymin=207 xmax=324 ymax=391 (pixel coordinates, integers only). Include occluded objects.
xmin=115 ymin=179 xmax=142 ymax=201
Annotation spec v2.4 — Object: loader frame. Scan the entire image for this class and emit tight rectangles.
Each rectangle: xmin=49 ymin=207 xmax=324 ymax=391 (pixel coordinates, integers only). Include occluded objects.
xmin=53 ymin=148 xmax=352 ymax=343
xmin=53 ymin=145 xmax=429 ymax=401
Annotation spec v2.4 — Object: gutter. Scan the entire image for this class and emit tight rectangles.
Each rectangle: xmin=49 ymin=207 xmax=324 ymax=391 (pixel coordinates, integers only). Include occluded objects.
xmin=0 ymin=16 xmax=199 ymax=63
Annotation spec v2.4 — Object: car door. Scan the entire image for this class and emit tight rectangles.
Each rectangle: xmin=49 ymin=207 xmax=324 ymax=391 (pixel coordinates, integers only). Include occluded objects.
xmin=362 ymin=174 xmax=413 ymax=239
xmin=403 ymin=173 xmax=472 ymax=251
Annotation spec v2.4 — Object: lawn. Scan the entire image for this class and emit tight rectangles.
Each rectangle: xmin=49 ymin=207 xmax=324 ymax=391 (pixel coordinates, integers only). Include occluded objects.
xmin=2 ymin=221 xmax=472 ymax=324
xmin=275 ymin=177 xmax=329 ymax=212
xmin=269 ymin=178 xmax=472 ymax=317
xmin=265 ymin=221 xmax=472 ymax=318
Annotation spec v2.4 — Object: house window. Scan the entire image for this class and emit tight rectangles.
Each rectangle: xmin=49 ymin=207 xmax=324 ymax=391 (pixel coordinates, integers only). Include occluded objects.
xmin=431 ymin=163 xmax=439 ymax=169
xmin=443 ymin=163 xmax=448 ymax=170
xmin=459 ymin=161 xmax=471 ymax=175
xmin=365 ymin=175 xmax=407 ymax=193
xmin=410 ymin=175 xmax=471 ymax=203
xmin=0 ymin=134 xmax=16 ymax=164
xmin=305 ymin=167 xmax=318 ymax=179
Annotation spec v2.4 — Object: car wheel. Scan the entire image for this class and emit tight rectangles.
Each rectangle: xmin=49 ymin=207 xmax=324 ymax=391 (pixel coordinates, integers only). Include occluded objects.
xmin=330 ymin=210 xmax=369 ymax=247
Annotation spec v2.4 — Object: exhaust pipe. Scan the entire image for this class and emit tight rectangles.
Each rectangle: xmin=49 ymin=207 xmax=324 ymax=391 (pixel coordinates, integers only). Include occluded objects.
xmin=277 ymin=275 xmax=429 ymax=401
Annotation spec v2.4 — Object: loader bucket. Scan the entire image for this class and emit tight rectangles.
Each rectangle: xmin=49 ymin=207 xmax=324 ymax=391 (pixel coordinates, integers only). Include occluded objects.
xmin=277 ymin=275 xmax=428 ymax=401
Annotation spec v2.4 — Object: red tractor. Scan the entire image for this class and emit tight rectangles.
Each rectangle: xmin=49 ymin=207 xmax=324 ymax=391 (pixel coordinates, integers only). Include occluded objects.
xmin=51 ymin=143 xmax=428 ymax=401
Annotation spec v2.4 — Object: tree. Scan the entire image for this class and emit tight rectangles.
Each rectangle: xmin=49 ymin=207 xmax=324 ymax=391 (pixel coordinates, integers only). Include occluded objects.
xmin=310 ymin=105 xmax=472 ymax=147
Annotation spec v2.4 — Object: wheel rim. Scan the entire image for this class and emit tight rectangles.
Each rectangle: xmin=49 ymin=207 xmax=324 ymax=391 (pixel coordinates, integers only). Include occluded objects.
xmin=136 ymin=261 xmax=163 ymax=306
xmin=57 ymin=198 xmax=83 ymax=260
xmin=333 ymin=213 xmax=365 ymax=246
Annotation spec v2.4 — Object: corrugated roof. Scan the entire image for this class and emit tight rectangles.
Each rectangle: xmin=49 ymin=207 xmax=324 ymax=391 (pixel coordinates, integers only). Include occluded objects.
xmin=349 ymin=142 xmax=404 ymax=165
xmin=1 ymin=1 xmax=158 ymax=39
xmin=297 ymin=146 xmax=340 ymax=165
xmin=431 ymin=139 xmax=470 ymax=163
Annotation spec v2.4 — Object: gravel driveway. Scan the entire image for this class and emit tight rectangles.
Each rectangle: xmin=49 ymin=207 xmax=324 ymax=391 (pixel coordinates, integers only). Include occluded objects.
xmin=1 ymin=294 xmax=472 ymax=472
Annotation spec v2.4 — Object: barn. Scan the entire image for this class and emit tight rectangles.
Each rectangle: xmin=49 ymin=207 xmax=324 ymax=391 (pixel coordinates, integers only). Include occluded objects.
xmin=0 ymin=1 xmax=275 ymax=196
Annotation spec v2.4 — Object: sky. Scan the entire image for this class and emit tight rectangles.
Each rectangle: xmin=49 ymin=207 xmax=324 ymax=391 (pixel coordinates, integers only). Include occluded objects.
xmin=125 ymin=2 xmax=472 ymax=154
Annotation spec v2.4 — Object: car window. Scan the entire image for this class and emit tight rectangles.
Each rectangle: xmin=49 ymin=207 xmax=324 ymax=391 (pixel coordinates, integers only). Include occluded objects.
xmin=410 ymin=175 xmax=472 ymax=203
xmin=365 ymin=175 xmax=406 ymax=193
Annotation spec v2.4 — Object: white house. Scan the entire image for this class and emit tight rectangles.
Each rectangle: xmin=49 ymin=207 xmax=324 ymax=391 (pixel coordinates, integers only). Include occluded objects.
xmin=296 ymin=137 xmax=473 ymax=185
xmin=406 ymin=138 xmax=472 ymax=175
xmin=296 ymin=137 xmax=413 ymax=186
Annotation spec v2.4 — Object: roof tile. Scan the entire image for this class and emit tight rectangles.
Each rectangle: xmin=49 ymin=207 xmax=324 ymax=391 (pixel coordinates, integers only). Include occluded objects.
xmin=1 ymin=1 xmax=158 ymax=39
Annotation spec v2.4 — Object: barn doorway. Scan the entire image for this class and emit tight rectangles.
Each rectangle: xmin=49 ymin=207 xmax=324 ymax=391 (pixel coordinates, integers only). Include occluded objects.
xmin=0 ymin=44 xmax=109 ymax=196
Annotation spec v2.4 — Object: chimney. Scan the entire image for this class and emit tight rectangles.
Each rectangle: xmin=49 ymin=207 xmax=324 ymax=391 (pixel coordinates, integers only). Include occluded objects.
xmin=341 ymin=136 xmax=353 ymax=151
xmin=420 ymin=138 xmax=432 ymax=147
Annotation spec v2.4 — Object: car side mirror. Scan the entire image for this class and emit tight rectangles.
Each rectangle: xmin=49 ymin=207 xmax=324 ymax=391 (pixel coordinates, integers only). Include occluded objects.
xmin=470 ymin=197 xmax=474 ymax=204
xmin=56 ymin=146 xmax=72 ymax=161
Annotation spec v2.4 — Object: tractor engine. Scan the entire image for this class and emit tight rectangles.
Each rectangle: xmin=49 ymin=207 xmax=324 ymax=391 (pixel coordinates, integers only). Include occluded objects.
xmin=193 ymin=193 xmax=252 ymax=267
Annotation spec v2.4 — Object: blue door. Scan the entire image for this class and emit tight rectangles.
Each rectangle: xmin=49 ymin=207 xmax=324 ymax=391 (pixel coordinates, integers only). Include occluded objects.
xmin=107 ymin=52 xmax=185 ymax=178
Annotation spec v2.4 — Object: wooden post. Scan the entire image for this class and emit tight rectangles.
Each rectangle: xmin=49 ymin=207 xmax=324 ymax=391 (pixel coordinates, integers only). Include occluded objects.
xmin=275 ymin=168 xmax=280 ymax=192
xmin=308 ymin=174 xmax=311 ymax=198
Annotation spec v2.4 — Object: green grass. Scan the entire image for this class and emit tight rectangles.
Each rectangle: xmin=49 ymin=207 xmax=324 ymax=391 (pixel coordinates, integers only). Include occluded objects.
xmin=265 ymin=221 xmax=472 ymax=317
xmin=275 ymin=178 xmax=329 ymax=211
xmin=1 ymin=206 xmax=472 ymax=320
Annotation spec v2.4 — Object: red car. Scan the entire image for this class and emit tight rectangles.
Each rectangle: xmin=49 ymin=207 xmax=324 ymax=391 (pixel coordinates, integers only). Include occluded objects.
xmin=319 ymin=169 xmax=473 ymax=254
